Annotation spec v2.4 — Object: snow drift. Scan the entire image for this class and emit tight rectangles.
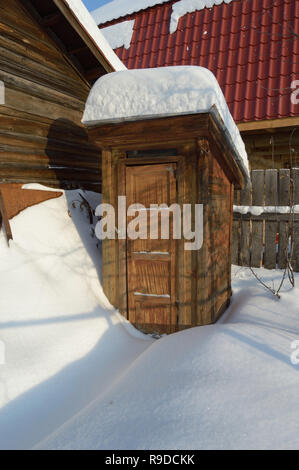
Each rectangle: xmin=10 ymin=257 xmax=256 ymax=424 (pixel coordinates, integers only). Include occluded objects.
xmin=0 ymin=188 xmax=152 ymax=449
xmin=0 ymin=186 xmax=299 ymax=450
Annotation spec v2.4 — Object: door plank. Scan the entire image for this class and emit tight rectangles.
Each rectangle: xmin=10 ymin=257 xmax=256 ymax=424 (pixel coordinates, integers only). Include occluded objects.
xmin=126 ymin=163 xmax=177 ymax=334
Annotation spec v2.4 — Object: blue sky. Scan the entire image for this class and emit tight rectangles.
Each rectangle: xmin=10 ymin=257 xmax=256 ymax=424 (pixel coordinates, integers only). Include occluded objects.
xmin=83 ymin=0 xmax=113 ymax=11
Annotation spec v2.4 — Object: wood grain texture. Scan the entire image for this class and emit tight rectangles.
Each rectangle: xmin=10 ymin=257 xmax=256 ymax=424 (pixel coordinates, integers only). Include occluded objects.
xmin=101 ymin=149 xmax=117 ymax=308
xmin=250 ymin=170 xmax=264 ymax=267
xmin=0 ymin=0 xmax=102 ymax=190
xmin=126 ymin=163 xmax=177 ymax=334
xmin=233 ymin=169 xmax=299 ymax=272
xmin=88 ymin=113 xmax=246 ymax=190
xmin=264 ymin=170 xmax=278 ymax=269
xmin=95 ymin=115 xmax=242 ymax=333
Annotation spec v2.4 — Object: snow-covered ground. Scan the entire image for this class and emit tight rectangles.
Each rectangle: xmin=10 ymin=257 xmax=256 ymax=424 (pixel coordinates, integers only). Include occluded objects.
xmin=0 ymin=189 xmax=152 ymax=450
xmin=0 ymin=189 xmax=299 ymax=449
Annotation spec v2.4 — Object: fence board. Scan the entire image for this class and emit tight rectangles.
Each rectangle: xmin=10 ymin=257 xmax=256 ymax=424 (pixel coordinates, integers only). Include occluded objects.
xmin=251 ymin=170 xmax=264 ymax=267
xmin=251 ymin=221 xmax=263 ymax=267
xmin=293 ymin=169 xmax=299 ymax=205
xmin=251 ymin=170 xmax=264 ymax=205
xmin=264 ymin=170 xmax=278 ymax=269
xmin=239 ymin=180 xmax=251 ymax=265
xmin=278 ymin=169 xmax=290 ymax=205
xmin=278 ymin=221 xmax=289 ymax=269
xmin=233 ymin=168 xmax=299 ymax=272
xmin=292 ymin=222 xmax=299 ymax=272
xmin=240 ymin=221 xmax=250 ymax=266
xmin=233 ymin=189 xmax=240 ymax=205
xmin=264 ymin=221 xmax=278 ymax=269
xmin=232 ymin=220 xmax=240 ymax=265
xmin=277 ymin=170 xmax=290 ymax=269
xmin=239 ymin=183 xmax=251 ymax=205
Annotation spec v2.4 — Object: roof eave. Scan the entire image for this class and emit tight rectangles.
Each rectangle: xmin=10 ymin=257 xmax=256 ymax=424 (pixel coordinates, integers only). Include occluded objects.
xmin=53 ymin=0 xmax=115 ymax=73
xmin=86 ymin=110 xmax=248 ymax=189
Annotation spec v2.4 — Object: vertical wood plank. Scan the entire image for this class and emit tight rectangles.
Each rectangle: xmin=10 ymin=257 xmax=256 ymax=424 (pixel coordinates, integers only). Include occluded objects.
xmin=251 ymin=170 xmax=264 ymax=205
xmin=239 ymin=182 xmax=251 ymax=266
xmin=180 ymin=143 xmax=196 ymax=328
xmin=239 ymin=183 xmax=251 ymax=205
xmin=196 ymin=139 xmax=210 ymax=325
xmin=176 ymin=155 xmax=187 ymax=327
xmin=232 ymin=187 xmax=240 ymax=266
xmin=101 ymin=149 xmax=117 ymax=308
xmin=278 ymin=221 xmax=289 ymax=269
xmin=240 ymin=220 xmax=250 ymax=266
xmin=251 ymin=220 xmax=264 ymax=267
xmin=251 ymin=170 xmax=264 ymax=267
xmin=117 ymin=157 xmax=128 ymax=317
xmin=291 ymin=169 xmax=299 ymax=272
xmin=292 ymin=222 xmax=299 ymax=272
xmin=292 ymin=168 xmax=299 ymax=205
xmin=278 ymin=169 xmax=290 ymax=205
xmin=264 ymin=169 xmax=278 ymax=269
xmin=227 ymin=183 xmax=233 ymax=296
xmin=231 ymin=220 xmax=240 ymax=265
xmin=234 ymin=188 xmax=240 ymax=205
xmin=278 ymin=169 xmax=290 ymax=269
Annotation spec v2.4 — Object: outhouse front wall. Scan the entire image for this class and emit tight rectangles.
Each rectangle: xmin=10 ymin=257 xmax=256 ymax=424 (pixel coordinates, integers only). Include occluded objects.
xmin=101 ymin=138 xmax=234 ymax=333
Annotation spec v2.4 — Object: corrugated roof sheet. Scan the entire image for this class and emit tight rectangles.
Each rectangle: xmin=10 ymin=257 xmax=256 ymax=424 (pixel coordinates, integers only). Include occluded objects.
xmin=98 ymin=0 xmax=299 ymax=123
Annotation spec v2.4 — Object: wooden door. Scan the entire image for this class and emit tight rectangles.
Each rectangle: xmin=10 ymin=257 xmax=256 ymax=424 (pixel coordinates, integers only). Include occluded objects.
xmin=126 ymin=163 xmax=177 ymax=334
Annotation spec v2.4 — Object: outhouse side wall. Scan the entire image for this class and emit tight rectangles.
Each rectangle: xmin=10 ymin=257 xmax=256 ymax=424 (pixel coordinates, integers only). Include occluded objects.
xmin=196 ymin=139 xmax=234 ymax=326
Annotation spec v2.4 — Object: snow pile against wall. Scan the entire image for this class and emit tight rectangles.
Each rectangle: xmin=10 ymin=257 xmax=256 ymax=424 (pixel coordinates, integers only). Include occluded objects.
xmin=101 ymin=20 xmax=135 ymax=50
xmin=82 ymin=66 xmax=249 ymax=177
xmin=0 ymin=187 xmax=151 ymax=449
xmin=1 ymin=188 xmax=299 ymax=449
xmin=64 ymin=0 xmax=126 ymax=71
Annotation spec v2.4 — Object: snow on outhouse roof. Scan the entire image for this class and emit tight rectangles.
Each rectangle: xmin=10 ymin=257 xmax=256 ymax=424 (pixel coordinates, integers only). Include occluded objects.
xmin=82 ymin=66 xmax=249 ymax=178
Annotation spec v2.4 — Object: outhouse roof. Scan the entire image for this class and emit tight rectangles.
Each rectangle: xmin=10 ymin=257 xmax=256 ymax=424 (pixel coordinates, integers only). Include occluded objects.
xmin=82 ymin=66 xmax=249 ymax=178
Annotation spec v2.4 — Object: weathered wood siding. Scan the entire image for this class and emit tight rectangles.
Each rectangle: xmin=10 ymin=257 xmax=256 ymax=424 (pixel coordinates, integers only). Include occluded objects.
xmin=0 ymin=0 xmax=101 ymax=190
xmin=242 ymin=130 xmax=299 ymax=170
xmin=89 ymin=113 xmax=243 ymax=333
xmin=197 ymin=139 xmax=233 ymax=326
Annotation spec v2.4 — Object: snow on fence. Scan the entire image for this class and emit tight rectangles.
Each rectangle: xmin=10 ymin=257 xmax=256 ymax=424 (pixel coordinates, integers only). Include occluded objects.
xmin=232 ymin=169 xmax=299 ymax=272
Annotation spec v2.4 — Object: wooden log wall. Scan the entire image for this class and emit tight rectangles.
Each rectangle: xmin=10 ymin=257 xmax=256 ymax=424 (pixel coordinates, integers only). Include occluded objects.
xmin=0 ymin=0 xmax=101 ymax=191
xmin=243 ymin=129 xmax=299 ymax=170
xmin=233 ymin=169 xmax=299 ymax=272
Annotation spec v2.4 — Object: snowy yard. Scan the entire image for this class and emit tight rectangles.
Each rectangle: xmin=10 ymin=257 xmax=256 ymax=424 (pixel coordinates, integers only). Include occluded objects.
xmin=0 ymin=189 xmax=298 ymax=450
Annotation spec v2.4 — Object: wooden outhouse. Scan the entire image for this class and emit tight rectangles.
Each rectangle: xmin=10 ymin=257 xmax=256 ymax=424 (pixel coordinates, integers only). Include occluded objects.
xmin=88 ymin=109 xmax=249 ymax=334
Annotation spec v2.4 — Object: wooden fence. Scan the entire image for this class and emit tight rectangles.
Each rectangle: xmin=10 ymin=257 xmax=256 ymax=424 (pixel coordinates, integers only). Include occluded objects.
xmin=232 ymin=169 xmax=299 ymax=272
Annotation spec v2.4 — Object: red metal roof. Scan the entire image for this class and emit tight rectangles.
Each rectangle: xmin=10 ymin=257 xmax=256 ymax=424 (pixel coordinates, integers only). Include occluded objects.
xmin=98 ymin=0 xmax=299 ymax=123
